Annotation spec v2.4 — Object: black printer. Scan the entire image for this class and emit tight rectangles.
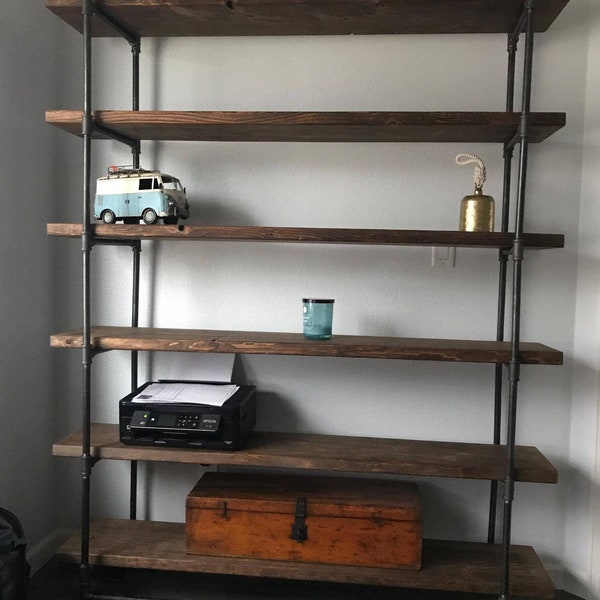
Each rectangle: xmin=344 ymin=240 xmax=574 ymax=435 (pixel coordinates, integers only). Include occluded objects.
xmin=119 ymin=380 xmax=256 ymax=450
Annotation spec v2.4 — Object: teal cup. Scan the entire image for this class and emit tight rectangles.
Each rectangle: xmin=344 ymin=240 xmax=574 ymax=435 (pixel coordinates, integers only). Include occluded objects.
xmin=302 ymin=298 xmax=334 ymax=340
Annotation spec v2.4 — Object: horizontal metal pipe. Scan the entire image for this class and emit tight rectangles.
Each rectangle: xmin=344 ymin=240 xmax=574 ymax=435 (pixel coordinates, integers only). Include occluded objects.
xmin=93 ymin=123 xmax=138 ymax=149
xmin=93 ymin=239 xmax=141 ymax=248
xmin=91 ymin=0 xmax=138 ymax=45
xmin=89 ymin=594 xmax=170 ymax=600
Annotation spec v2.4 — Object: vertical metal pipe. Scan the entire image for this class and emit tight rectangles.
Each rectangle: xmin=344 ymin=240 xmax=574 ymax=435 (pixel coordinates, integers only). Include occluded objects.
xmin=488 ymin=31 xmax=519 ymax=545
xmin=132 ymin=39 xmax=140 ymax=113
xmin=500 ymin=2 xmax=535 ymax=598
xmin=131 ymin=39 xmax=141 ymax=170
xmin=130 ymin=242 xmax=141 ymax=391
xmin=129 ymin=37 xmax=142 ymax=521
xmin=81 ymin=1 xmax=94 ymax=597
xmin=489 ymin=155 xmax=512 ymax=544
xmin=506 ymin=30 xmax=518 ymax=114
xmin=129 ymin=241 xmax=141 ymax=520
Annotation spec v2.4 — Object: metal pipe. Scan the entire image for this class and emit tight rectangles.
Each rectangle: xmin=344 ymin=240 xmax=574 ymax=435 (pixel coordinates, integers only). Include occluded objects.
xmin=131 ymin=39 xmax=141 ymax=170
xmin=489 ymin=238 xmax=510 ymax=541
xmin=130 ymin=242 xmax=141 ymax=391
xmin=89 ymin=594 xmax=169 ymax=600
xmin=499 ymin=2 xmax=535 ymax=598
xmin=129 ymin=26 xmax=142 ymax=524
xmin=132 ymin=39 xmax=141 ymax=113
xmin=93 ymin=239 xmax=140 ymax=248
xmin=129 ymin=241 xmax=141 ymax=520
xmin=489 ymin=26 xmax=520 ymax=544
xmin=92 ymin=123 xmax=138 ymax=150
xmin=81 ymin=1 xmax=94 ymax=598
xmin=506 ymin=32 xmax=518 ymax=113
xmin=509 ymin=6 xmax=528 ymax=48
xmin=489 ymin=148 xmax=513 ymax=544
xmin=91 ymin=0 xmax=137 ymax=44
xmin=505 ymin=130 xmax=521 ymax=154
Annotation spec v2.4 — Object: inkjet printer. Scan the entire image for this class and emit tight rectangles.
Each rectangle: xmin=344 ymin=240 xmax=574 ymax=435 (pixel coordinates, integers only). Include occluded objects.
xmin=119 ymin=380 xmax=256 ymax=450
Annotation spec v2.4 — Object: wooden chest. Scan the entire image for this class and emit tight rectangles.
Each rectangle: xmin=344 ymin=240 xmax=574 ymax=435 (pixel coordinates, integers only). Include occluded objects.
xmin=186 ymin=472 xmax=422 ymax=569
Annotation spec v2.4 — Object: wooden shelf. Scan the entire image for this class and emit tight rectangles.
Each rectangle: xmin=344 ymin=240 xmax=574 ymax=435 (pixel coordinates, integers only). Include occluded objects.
xmin=56 ymin=518 xmax=555 ymax=598
xmin=50 ymin=326 xmax=563 ymax=365
xmin=53 ymin=424 xmax=558 ymax=483
xmin=47 ymin=223 xmax=565 ymax=250
xmin=46 ymin=0 xmax=569 ymax=37
xmin=45 ymin=110 xmax=566 ymax=144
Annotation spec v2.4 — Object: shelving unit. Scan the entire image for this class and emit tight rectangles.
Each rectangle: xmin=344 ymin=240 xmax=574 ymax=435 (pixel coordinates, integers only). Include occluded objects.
xmin=46 ymin=1 xmax=569 ymax=599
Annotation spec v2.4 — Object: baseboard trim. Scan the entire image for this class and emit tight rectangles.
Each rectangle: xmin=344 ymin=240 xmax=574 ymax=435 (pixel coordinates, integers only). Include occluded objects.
xmin=547 ymin=564 xmax=566 ymax=590
xmin=26 ymin=528 xmax=73 ymax=575
xmin=563 ymin=568 xmax=594 ymax=600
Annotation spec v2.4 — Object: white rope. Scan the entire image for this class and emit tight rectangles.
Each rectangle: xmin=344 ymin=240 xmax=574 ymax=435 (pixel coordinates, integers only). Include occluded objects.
xmin=455 ymin=153 xmax=486 ymax=190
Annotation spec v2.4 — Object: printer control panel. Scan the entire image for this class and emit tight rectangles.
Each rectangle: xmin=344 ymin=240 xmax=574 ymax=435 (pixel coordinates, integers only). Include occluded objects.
xmin=130 ymin=410 xmax=221 ymax=433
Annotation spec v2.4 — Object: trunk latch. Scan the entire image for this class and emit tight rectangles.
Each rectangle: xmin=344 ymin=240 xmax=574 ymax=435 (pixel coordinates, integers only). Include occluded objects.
xmin=290 ymin=497 xmax=308 ymax=542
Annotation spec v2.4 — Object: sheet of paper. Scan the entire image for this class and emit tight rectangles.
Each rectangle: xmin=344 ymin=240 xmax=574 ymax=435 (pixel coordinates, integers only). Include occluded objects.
xmin=153 ymin=353 xmax=235 ymax=383
xmin=132 ymin=382 xmax=239 ymax=407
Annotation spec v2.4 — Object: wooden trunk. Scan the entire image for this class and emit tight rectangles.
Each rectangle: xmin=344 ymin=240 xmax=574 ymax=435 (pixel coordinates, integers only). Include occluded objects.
xmin=186 ymin=472 xmax=422 ymax=570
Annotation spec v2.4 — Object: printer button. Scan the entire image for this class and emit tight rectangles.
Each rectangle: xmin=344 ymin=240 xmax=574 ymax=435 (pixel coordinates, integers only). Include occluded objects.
xmin=131 ymin=410 xmax=150 ymax=427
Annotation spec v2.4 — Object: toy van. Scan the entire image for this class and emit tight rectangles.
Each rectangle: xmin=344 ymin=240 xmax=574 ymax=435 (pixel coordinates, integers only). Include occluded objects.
xmin=94 ymin=166 xmax=190 ymax=225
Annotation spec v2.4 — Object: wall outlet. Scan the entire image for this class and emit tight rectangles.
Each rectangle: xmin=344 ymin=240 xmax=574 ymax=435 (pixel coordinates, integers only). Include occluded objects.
xmin=431 ymin=246 xmax=456 ymax=268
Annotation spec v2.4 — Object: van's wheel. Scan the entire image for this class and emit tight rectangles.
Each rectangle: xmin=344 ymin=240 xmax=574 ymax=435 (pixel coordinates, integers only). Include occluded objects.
xmin=142 ymin=209 xmax=158 ymax=225
xmin=163 ymin=216 xmax=178 ymax=225
xmin=101 ymin=210 xmax=116 ymax=224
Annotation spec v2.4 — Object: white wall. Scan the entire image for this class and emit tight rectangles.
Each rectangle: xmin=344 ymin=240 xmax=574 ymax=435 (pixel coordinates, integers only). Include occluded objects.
xmin=43 ymin=0 xmax=597 ymax=597
xmin=567 ymin=1 xmax=600 ymax=597
xmin=0 ymin=1 xmax=62 ymax=571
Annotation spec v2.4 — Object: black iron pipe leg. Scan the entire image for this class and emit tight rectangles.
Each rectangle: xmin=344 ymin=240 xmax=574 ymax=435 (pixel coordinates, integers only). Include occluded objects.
xmin=499 ymin=1 xmax=535 ymax=597
xmin=81 ymin=0 xmax=95 ymax=597
xmin=490 ymin=27 xmax=519 ymax=543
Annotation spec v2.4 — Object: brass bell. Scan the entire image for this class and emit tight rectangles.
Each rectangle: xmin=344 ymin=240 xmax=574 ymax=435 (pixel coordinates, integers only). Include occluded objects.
xmin=459 ymin=186 xmax=495 ymax=232
xmin=455 ymin=153 xmax=495 ymax=232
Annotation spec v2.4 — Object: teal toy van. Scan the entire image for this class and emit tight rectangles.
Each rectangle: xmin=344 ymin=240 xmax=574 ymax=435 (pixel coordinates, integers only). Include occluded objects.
xmin=94 ymin=166 xmax=190 ymax=225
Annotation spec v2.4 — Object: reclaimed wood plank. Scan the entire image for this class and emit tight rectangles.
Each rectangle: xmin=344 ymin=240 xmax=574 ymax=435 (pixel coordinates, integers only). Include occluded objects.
xmin=50 ymin=326 xmax=563 ymax=365
xmin=52 ymin=424 xmax=558 ymax=483
xmin=46 ymin=0 xmax=570 ymax=36
xmin=47 ymin=223 xmax=565 ymax=250
xmin=56 ymin=518 xmax=555 ymax=597
xmin=45 ymin=110 xmax=566 ymax=144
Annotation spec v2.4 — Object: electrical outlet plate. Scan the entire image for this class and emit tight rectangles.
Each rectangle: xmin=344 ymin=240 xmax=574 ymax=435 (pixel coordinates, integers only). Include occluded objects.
xmin=431 ymin=246 xmax=456 ymax=268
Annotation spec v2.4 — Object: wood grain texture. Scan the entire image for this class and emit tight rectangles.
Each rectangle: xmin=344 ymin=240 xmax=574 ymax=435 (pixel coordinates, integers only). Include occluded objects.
xmin=186 ymin=473 xmax=422 ymax=569
xmin=45 ymin=110 xmax=566 ymax=144
xmin=47 ymin=223 xmax=565 ymax=250
xmin=52 ymin=424 xmax=559 ymax=483
xmin=186 ymin=472 xmax=423 ymax=516
xmin=50 ymin=326 xmax=563 ymax=365
xmin=56 ymin=518 xmax=555 ymax=597
xmin=45 ymin=0 xmax=570 ymax=36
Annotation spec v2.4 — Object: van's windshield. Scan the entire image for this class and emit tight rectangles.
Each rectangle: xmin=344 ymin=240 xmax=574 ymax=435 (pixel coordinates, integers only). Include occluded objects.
xmin=162 ymin=175 xmax=183 ymax=191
